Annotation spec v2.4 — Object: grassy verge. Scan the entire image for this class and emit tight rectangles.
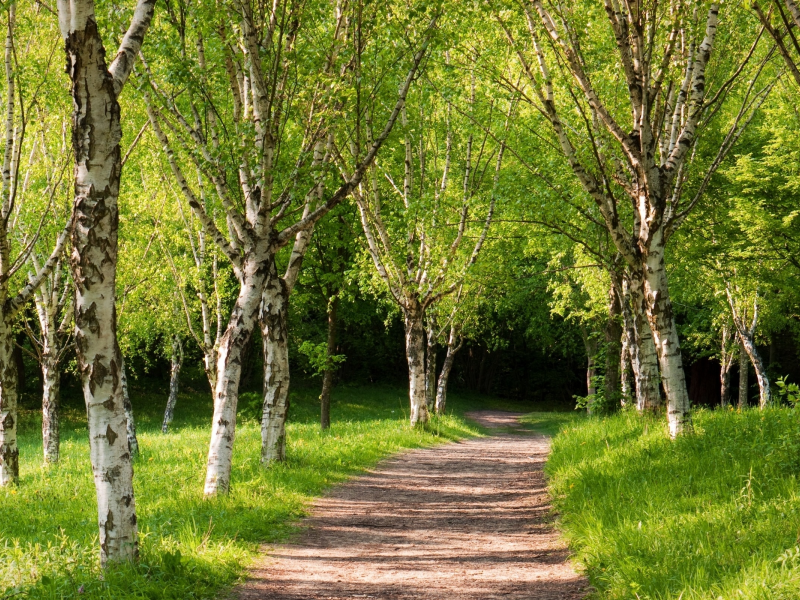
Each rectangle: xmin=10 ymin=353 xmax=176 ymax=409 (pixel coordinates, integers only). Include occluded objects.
xmin=545 ymin=408 xmax=800 ymax=599
xmin=1 ymin=382 xmax=482 ymax=599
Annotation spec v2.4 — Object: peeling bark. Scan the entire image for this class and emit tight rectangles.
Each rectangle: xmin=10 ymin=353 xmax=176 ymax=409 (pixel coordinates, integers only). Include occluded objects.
xmin=204 ymin=252 xmax=268 ymax=495
xmin=58 ymin=0 xmax=155 ymax=564
xmin=41 ymin=352 xmax=60 ymax=464
xmin=643 ymin=244 xmax=691 ymax=435
xmin=624 ymin=269 xmax=662 ymax=413
xmin=260 ymin=265 xmax=290 ymax=466
xmin=405 ymin=306 xmax=429 ymax=426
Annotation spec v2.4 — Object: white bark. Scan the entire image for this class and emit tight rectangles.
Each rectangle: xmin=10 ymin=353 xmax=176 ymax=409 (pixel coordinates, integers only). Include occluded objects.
xmin=41 ymin=352 xmax=60 ymax=464
xmin=719 ymin=323 xmax=736 ymax=408
xmin=405 ymin=307 xmax=429 ymax=426
xmin=120 ymin=360 xmax=138 ymax=456
xmin=643 ymin=243 xmax=691 ymax=436
xmin=434 ymin=325 xmax=462 ymax=415
xmin=625 ymin=269 xmax=662 ymax=413
xmin=425 ymin=320 xmax=437 ymax=411
xmin=260 ymin=267 xmax=290 ymax=466
xmin=59 ymin=0 xmax=154 ymax=564
xmin=519 ymin=3 xmax=741 ymax=435
xmin=203 ymin=252 xmax=267 ymax=496
xmin=727 ymin=288 xmax=770 ymax=409
xmin=145 ymin=4 xmax=436 ymax=494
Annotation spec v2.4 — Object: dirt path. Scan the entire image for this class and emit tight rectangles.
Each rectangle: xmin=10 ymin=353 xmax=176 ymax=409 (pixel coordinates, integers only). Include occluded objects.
xmin=237 ymin=411 xmax=589 ymax=599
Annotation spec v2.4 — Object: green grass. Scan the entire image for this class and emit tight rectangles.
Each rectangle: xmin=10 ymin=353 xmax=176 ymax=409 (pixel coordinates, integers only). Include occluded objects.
xmin=545 ymin=407 xmax=800 ymax=599
xmin=1 ymin=381 xmax=483 ymax=599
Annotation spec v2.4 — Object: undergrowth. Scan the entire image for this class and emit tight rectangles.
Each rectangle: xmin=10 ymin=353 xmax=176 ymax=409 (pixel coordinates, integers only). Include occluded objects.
xmin=0 ymin=382 xmax=483 ymax=599
xmin=546 ymin=407 xmax=800 ymax=599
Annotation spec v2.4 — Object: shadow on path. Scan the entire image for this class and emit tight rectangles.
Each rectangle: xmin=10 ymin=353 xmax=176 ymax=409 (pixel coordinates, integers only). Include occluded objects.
xmin=237 ymin=410 xmax=589 ymax=599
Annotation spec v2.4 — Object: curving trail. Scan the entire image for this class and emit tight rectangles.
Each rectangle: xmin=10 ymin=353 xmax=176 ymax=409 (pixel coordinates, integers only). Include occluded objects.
xmin=237 ymin=410 xmax=589 ymax=600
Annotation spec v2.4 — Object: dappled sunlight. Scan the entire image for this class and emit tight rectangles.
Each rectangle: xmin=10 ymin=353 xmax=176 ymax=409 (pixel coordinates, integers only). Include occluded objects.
xmin=240 ymin=412 xmax=588 ymax=599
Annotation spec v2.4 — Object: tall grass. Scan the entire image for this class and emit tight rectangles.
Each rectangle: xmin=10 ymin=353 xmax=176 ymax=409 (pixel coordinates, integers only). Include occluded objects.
xmin=0 ymin=383 xmax=480 ymax=599
xmin=546 ymin=408 xmax=800 ymax=599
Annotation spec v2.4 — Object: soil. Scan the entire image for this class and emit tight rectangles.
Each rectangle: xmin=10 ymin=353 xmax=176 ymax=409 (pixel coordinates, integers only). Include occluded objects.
xmin=237 ymin=410 xmax=590 ymax=599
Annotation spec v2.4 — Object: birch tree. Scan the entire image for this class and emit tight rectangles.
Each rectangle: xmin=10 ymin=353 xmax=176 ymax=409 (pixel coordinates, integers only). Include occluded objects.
xmin=24 ymin=254 xmax=73 ymax=464
xmin=144 ymin=0 xmax=439 ymax=492
xmin=351 ymin=70 xmax=508 ymax=426
xmin=499 ymin=0 xmax=772 ymax=435
xmin=0 ymin=3 xmax=70 ymax=485
xmin=57 ymin=0 xmax=155 ymax=564
xmin=719 ymin=321 xmax=737 ymax=407
xmin=726 ymin=284 xmax=771 ymax=407
xmin=752 ymin=0 xmax=800 ymax=88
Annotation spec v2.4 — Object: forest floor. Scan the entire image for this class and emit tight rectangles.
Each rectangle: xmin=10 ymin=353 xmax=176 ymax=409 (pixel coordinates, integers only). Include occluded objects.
xmin=237 ymin=410 xmax=589 ymax=600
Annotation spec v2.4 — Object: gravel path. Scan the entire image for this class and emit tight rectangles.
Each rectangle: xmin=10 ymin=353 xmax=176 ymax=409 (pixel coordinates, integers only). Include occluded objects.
xmin=237 ymin=410 xmax=589 ymax=599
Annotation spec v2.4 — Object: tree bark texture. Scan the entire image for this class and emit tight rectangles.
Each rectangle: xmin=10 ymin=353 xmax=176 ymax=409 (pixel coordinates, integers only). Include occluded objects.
xmin=434 ymin=326 xmax=462 ymax=415
xmin=620 ymin=270 xmax=662 ymax=413
xmin=319 ymin=296 xmax=338 ymax=431
xmin=0 ymin=323 xmax=18 ymax=485
xmin=60 ymin=0 xmax=155 ymax=562
xmin=260 ymin=267 xmax=291 ymax=466
xmin=41 ymin=352 xmax=61 ymax=464
xmin=425 ymin=322 xmax=437 ymax=411
xmin=404 ymin=307 xmax=429 ymax=426
xmin=524 ymin=3 xmax=730 ymax=436
xmin=162 ymin=335 xmax=183 ymax=433
xmin=727 ymin=288 xmax=770 ymax=408
xmin=120 ymin=360 xmax=138 ymax=457
xmin=204 ymin=252 xmax=268 ymax=495
xmin=643 ymin=245 xmax=691 ymax=436
xmin=740 ymin=334 xmax=770 ymax=408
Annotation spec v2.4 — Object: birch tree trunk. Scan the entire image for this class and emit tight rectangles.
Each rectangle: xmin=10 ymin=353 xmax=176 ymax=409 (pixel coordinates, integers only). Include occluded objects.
xmin=59 ymin=0 xmax=154 ymax=564
xmin=434 ymin=326 xmax=462 ymax=415
xmin=727 ymin=288 xmax=770 ymax=408
xmin=643 ymin=244 xmax=691 ymax=435
xmin=120 ymin=360 xmax=138 ymax=457
xmin=619 ymin=265 xmax=662 ymax=413
xmin=620 ymin=337 xmax=633 ymax=406
xmin=738 ymin=339 xmax=749 ymax=409
xmin=204 ymin=253 xmax=268 ymax=495
xmin=260 ymin=267 xmax=290 ymax=466
xmin=405 ymin=306 xmax=429 ymax=426
xmin=162 ymin=335 xmax=183 ymax=433
xmin=425 ymin=321 xmax=437 ymax=411
xmin=739 ymin=335 xmax=770 ymax=408
xmin=41 ymin=351 xmax=60 ymax=464
xmin=580 ymin=326 xmax=599 ymax=407
xmin=719 ymin=324 xmax=736 ymax=408
xmin=319 ymin=296 xmax=338 ymax=431
xmin=0 ymin=322 xmax=18 ymax=485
